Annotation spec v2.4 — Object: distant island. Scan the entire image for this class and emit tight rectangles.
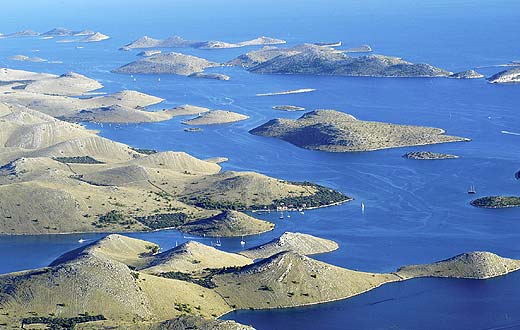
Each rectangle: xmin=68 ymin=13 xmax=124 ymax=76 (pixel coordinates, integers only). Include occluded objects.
xmin=182 ymin=110 xmax=249 ymax=125
xmin=188 ymin=72 xmax=231 ymax=80
xmin=9 ymin=54 xmax=46 ymax=62
xmin=120 ymin=35 xmax=286 ymax=51
xmin=0 ymin=27 xmax=109 ymax=43
xmin=488 ymin=67 xmax=520 ymax=84
xmin=403 ymin=151 xmax=459 ymax=160
xmin=471 ymin=196 xmax=520 ymax=208
xmin=272 ymin=105 xmax=306 ymax=111
xmin=112 ymin=52 xmax=220 ymax=76
xmin=229 ymin=44 xmax=454 ymax=78
xmin=449 ymin=69 xmax=484 ymax=79
xmin=250 ymin=110 xmax=470 ymax=152
xmin=0 ymin=233 xmax=518 ymax=327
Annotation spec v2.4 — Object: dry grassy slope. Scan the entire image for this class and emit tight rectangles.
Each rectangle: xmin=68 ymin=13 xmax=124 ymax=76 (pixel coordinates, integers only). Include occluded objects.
xmin=0 ymin=156 xmax=207 ymax=234
xmin=0 ymin=101 xmax=347 ymax=235
xmin=179 ymin=171 xmax=317 ymax=207
xmin=24 ymin=72 xmax=103 ymax=96
xmin=128 ymin=151 xmax=221 ymax=174
xmin=239 ymin=232 xmax=338 ymax=259
xmin=397 ymin=251 xmax=520 ymax=279
xmin=0 ymin=67 xmax=56 ymax=82
xmin=51 ymin=234 xmax=159 ymax=269
xmin=179 ymin=210 xmax=275 ymax=237
xmin=250 ymin=110 xmax=470 ymax=152
xmin=141 ymin=241 xmax=252 ymax=274
xmin=213 ymin=251 xmax=400 ymax=309
xmin=0 ymin=252 xmax=231 ymax=326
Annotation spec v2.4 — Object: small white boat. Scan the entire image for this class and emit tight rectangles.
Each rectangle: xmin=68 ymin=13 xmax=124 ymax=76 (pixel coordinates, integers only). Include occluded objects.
xmin=287 ymin=214 xmax=291 ymax=218
xmin=279 ymin=213 xmax=284 ymax=219
xmin=78 ymin=239 xmax=86 ymax=244
xmin=361 ymin=202 xmax=365 ymax=214
xmin=214 ymin=237 xmax=222 ymax=247
xmin=240 ymin=236 xmax=246 ymax=246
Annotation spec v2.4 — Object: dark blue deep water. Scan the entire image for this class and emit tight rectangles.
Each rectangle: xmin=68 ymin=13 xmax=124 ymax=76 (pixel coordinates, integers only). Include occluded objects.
xmin=1 ymin=1 xmax=519 ymax=329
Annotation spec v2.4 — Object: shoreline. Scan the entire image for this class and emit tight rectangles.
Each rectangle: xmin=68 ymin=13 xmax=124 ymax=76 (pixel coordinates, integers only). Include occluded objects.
xmin=0 ymin=199 xmax=352 ymax=236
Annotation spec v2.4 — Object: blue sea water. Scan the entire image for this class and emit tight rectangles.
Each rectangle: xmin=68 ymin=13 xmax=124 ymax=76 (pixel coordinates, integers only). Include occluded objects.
xmin=0 ymin=1 xmax=519 ymax=329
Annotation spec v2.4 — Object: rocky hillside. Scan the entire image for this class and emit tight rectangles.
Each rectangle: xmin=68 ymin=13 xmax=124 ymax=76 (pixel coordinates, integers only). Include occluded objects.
xmin=179 ymin=210 xmax=275 ymax=237
xmin=240 ymin=232 xmax=338 ymax=259
xmin=488 ymin=67 xmax=520 ymax=83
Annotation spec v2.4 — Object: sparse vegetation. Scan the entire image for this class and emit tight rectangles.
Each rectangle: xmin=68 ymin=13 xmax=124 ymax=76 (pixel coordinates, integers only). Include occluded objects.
xmin=21 ymin=314 xmax=106 ymax=329
xmin=53 ymin=156 xmax=104 ymax=164
xmin=135 ymin=212 xmax=188 ymax=230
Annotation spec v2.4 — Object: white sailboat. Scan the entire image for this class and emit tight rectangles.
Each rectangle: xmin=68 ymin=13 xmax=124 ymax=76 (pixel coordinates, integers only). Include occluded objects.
xmin=240 ymin=236 xmax=246 ymax=246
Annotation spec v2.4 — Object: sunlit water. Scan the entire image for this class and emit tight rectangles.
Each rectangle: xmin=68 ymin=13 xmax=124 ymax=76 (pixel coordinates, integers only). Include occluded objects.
xmin=0 ymin=1 xmax=519 ymax=329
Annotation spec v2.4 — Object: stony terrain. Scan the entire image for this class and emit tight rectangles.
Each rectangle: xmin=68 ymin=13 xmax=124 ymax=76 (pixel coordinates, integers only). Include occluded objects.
xmin=250 ymin=110 xmax=470 ymax=152
xmin=403 ymin=151 xmax=459 ymax=160
xmin=182 ymin=110 xmax=249 ymax=125
xmin=488 ymin=67 xmax=520 ymax=83
xmin=239 ymin=232 xmax=339 ymax=259
xmin=113 ymin=52 xmax=220 ymax=75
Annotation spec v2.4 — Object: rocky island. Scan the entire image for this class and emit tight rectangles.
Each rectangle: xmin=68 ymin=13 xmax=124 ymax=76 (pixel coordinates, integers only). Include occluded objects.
xmin=112 ymin=52 xmax=220 ymax=76
xmin=488 ymin=67 xmax=520 ymax=84
xmin=250 ymin=110 xmax=470 ymax=152
xmin=189 ymin=72 xmax=231 ymax=80
xmin=229 ymin=44 xmax=452 ymax=78
xmin=272 ymin=105 xmax=306 ymax=111
xmin=403 ymin=151 xmax=459 ymax=160
xmin=470 ymin=196 xmax=520 ymax=208
xmin=121 ymin=35 xmax=285 ymax=50
xmin=182 ymin=110 xmax=249 ymax=125
xmin=449 ymin=69 xmax=484 ymax=79
xmin=9 ymin=54 xmax=47 ymax=62
xmin=0 ymin=233 xmax=518 ymax=328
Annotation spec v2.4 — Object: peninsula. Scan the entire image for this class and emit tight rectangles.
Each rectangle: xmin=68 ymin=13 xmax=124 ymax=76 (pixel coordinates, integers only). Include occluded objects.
xmin=0 ymin=233 xmax=518 ymax=327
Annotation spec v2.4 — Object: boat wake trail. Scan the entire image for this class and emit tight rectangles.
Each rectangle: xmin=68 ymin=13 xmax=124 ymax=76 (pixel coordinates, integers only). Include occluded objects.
xmin=501 ymin=131 xmax=520 ymax=136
